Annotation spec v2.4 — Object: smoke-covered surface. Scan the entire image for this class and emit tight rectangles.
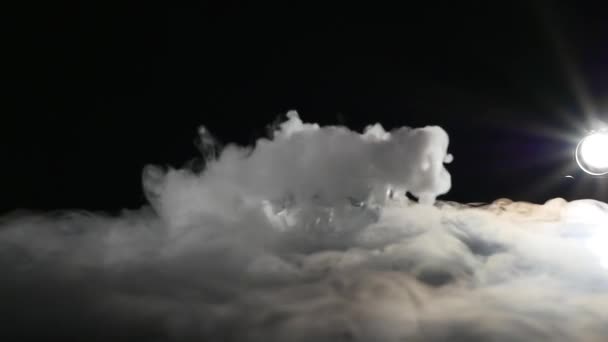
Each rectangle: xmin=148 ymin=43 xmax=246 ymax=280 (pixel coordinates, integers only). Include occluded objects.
xmin=3 ymin=113 xmax=608 ymax=341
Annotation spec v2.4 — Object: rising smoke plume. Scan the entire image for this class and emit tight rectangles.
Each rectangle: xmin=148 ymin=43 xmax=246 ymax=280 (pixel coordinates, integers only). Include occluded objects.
xmin=2 ymin=112 xmax=608 ymax=341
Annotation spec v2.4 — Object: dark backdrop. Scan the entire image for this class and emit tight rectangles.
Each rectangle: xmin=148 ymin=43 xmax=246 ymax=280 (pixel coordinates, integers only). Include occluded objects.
xmin=4 ymin=1 xmax=608 ymax=213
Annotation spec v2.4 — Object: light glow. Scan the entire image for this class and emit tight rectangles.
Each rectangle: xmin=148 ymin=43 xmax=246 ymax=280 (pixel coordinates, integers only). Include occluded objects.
xmin=576 ymin=131 xmax=608 ymax=175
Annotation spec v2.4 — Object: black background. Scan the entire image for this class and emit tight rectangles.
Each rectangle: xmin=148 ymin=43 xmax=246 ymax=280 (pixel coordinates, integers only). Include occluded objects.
xmin=5 ymin=1 xmax=608 ymax=213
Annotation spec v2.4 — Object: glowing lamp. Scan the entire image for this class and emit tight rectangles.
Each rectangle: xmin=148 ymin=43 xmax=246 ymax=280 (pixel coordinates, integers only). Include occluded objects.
xmin=576 ymin=131 xmax=608 ymax=175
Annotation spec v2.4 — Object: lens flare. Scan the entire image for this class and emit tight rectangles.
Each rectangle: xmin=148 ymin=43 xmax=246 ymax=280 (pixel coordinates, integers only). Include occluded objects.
xmin=576 ymin=131 xmax=608 ymax=175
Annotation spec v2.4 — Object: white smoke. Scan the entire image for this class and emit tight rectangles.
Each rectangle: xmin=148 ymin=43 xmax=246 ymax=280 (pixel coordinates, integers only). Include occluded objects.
xmin=2 ymin=112 xmax=608 ymax=341
xmin=145 ymin=111 xmax=452 ymax=229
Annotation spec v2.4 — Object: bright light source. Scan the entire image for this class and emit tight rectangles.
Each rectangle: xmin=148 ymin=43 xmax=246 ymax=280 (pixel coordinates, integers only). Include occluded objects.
xmin=576 ymin=131 xmax=608 ymax=175
xmin=580 ymin=133 xmax=608 ymax=168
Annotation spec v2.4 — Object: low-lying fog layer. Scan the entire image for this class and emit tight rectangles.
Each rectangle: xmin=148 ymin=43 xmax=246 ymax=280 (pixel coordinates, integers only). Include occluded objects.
xmin=2 ymin=112 xmax=608 ymax=341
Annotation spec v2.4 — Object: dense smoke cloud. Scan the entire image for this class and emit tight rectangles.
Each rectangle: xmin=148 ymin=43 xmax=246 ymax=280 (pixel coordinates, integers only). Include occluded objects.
xmin=2 ymin=112 xmax=608 ymax=341
xmin=144 ymin=111 xmax=452 ymax=228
